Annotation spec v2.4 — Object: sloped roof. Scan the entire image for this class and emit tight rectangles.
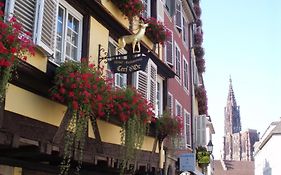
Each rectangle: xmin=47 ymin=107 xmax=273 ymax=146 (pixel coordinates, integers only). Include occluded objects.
xmin=271 ymin=121 xmax=281 ymax=134
xmin=256 ymin=120 xmax=281 ymax=151
xmin=214 ymin=160 xmax=254 ymax=175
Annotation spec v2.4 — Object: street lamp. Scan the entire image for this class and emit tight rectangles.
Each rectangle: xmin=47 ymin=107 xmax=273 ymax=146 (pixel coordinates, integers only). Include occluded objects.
xmin=207 ymin=140 xmax=213 ymax=154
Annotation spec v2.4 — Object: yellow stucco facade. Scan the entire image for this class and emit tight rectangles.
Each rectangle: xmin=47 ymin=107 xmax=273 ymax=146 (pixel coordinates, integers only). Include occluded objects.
xmin=5 ymin=84 xmax=66 ymax=126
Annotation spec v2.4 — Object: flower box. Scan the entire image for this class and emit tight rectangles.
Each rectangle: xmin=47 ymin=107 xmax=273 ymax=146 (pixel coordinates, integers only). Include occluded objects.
xmin=144 ymin=17 xmax=171 ymax=44
xmin=111 ymin=0 xmax=144 ymax=18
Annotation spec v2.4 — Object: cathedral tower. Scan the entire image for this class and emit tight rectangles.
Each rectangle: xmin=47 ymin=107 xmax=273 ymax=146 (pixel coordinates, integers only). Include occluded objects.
xmin=224 ymin=78 xmax=241 ymax=135
xmin=223 ymin=78 xmax=259 ymax=161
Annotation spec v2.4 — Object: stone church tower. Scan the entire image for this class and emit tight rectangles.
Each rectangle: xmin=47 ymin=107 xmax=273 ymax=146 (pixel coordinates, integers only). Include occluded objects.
xmin=224 ymin=78 xmax=241 ymax=135
xmin=223 ymin=78 xmax=259 ymax=161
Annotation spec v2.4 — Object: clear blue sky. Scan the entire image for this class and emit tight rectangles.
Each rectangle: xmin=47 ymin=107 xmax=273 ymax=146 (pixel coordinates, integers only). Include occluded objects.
xmin=200 ymin=0 xmax=281 ymax=159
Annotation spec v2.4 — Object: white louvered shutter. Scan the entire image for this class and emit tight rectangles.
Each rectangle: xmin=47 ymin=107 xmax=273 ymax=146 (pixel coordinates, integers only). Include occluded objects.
xmin=34 ymin=0 xmax=58 ymax=55
xmin=5 ymin=0 xmax=36 ymax=38
xmin=135 ymin=69 xmax=148 ymax=100
xmin=201 ymin=115 xmax=206 ymax=145
xmin=148 ymin=60 xmax=157 ymax=110
xmin=196 ymin=115 xmax=206 ymax=146
xmin=14 ymin=0 xmax=37 ymax=36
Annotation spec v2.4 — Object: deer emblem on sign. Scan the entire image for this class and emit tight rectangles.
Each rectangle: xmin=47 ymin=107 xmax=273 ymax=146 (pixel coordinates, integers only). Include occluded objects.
xmin=117 ymin=21 xmax=148 ymax=53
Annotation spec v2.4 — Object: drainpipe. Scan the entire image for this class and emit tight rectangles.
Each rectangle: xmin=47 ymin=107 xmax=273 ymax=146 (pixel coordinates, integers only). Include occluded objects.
xmin=188 ymin=21 xmax=196 ymax=151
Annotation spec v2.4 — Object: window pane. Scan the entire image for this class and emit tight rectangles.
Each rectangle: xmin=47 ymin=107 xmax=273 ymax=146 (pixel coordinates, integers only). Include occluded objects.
xmin=72 ymin=33 xmax=78 ymax=45
xmin=58 ymin=7 xmax=64 ymax=22
xmin=68 ymin=14 xmax=73 ymax=29
xmin=73 ymin=18 xmax=79 ymax=32
xmin=66 ymin=43 xmax=70 ymax=57
xmin=67 ymin=29 xmax=72 ymax=42
xmin=57 ymin=21 xmax=63 ymax=36
xmin=55 ymin=51 xmax=61 ymax=62
xmin=71 ymin=46 xmax=78 ymax=60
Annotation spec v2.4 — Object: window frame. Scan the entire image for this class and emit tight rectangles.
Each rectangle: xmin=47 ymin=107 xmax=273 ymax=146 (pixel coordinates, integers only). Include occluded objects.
xmin=165 ymin=28 xmax=173 ymax=66
xmin=167 ymin=92 xmax=173 ymax=116
xmin=175 ymin=0 xmax=182 ymax=31
xmin=108 ymin=37 xmax=127 ymax=88
xmin=141 ymin=0 xmax=151 ymax=19
xmin=183 ymin=56 xmax=189 ymax=92
xmin=175 ymin=99 xmax=182 ymax=117
xmin=156 ymin=76 xmax=164 ymax=118
xmin=174 ymin=42 xmax=181 ymax=83
xmin=54 ymin=0 xmax=83 ymax=64
xmin=184 ymin=110 xmax=191 ymax=147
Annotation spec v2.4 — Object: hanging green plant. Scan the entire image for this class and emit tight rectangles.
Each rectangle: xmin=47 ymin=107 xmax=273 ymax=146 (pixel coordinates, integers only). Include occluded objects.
xmin=50 ymin=60 xmax=111 ymax=175
xmin=107 ymin=87 xmax=154 ymax=174
xmin=0 ymin=4 xmax=35 ymax=101
xmin=196 ymin=146 xmax=210 ymax=166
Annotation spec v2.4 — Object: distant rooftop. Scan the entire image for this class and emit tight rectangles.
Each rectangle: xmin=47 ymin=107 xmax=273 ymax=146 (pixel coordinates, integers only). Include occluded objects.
xmin=214 ymin=160 xmax=254 ymax=175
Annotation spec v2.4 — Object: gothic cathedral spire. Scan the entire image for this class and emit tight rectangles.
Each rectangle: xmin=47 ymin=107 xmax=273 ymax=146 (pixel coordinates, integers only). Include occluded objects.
xmin=224 ymin=77 xmax=241 ymax=135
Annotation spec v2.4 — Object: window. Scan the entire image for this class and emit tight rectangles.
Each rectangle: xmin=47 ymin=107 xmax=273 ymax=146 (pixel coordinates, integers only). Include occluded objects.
xmin=167 ymin=92 xmax=173 ymax=115
xmin=184 ymin=110 xmax=191 ymax=146
xmin=157 ymin=0 xmax=164 ymax=22
xmin=175 ymin=43 xmax=181 ymax=80
xmin=192 ymin=58 xmax=200 ymax=86
xmin=141 ymin=0 xmax=151 ymax=18
xmin=165 ymin=28 xmax=173 ymax=66
xmin=175 ymin=100 xmax=182 ymax=117
xmin=183 ymin=57 xmax=189 ymax=90
xmin=156 ymin=76 xmax=164 ymax=117
xmin=175 ymin=0 xmax=182 ymax=31
xmin=108 ymin=38 xmax=127 ymax=88
xmin=5 ymin=0 xmax=82 ymax=63
xmin=164 ymin=0 xmax=176 ymax=17
xmin=55 ymin=1 xmax=83 ymax=63
xmin=182 ymin=16 xmax=188 ymax=45
xmin=133 ymin=59 xmax=157 ymax=112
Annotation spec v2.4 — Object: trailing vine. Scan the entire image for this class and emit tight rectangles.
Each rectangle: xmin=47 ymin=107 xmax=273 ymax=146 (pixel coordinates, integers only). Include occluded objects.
xmin=120 ymin=115 xmax=147 ymax=175
xmin=50 ymin=60 xmax=110 ymax=175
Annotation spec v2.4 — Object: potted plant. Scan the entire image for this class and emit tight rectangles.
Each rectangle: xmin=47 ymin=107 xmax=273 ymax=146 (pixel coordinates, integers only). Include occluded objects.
xmin=144 ymin=17 xmax=171 ymax=45
xmin=193 ymin=4 xmax=202 ymax=17
xmin=50 ymin=60 xmax=111 ymax=175
xmin=196 ymin=146 xmax=211 ymax=167
xmin=0 ymin=3 xmax=34 ymax=101
xmin=195 ymin=18 xmax=202 ymax=27
xmin=193 ymin=0 xmax=200 ymax=5
xmin=111 ymin=0 xmax=144 ymax=18
xmin=155 ymin=110 xmax=183 ymax=142
xmin=194 ymin=46 xmax=205 ymax=59
xmin=195 ymin=86 xmax=208 ymax=115
xmin=196 ymin=57 xmax=206 ymax=74
xmin=194 ymin=32 xmax=203 ymax=46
